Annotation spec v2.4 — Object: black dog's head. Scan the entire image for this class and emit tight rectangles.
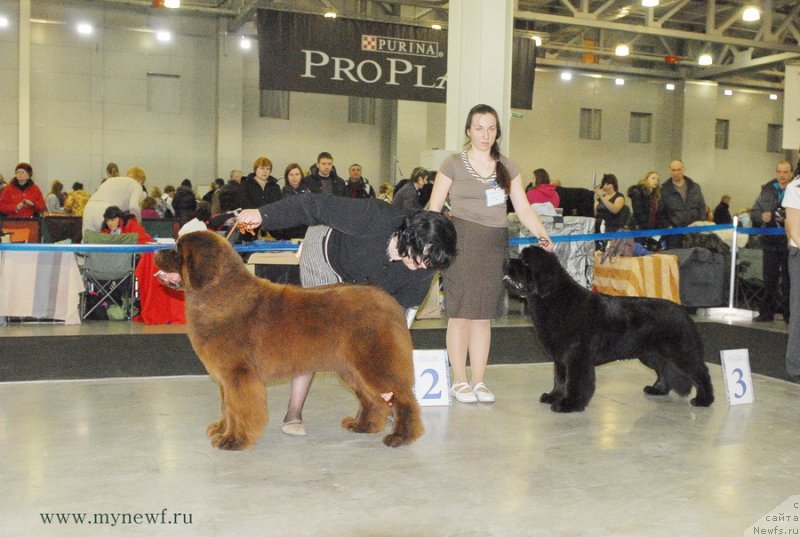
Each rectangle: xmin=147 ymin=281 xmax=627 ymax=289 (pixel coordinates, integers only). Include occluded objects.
xmin=503 ymin=246 xmax=562 ymax=298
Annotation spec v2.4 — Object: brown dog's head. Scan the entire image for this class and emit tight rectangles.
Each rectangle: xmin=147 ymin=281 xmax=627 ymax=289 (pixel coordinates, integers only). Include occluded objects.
xmin=154 ymin=231 xmax=244 ymax=291
xmin=503 ymin=246 xmax=561 ymax=298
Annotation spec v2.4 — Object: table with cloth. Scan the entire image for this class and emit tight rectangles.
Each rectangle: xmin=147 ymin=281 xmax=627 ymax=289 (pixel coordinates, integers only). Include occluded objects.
xmin=0 ymin=250 xmax=85 ymax=324
xmin=134 ymin=252 xmax=185 ymax=324
xmin=592 ymin=251 xmax=681 ymax=304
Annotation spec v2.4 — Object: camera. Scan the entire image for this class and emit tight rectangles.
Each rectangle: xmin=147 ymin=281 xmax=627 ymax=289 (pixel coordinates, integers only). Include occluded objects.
xmin=773 ymin=206 xmax=786 ymax=226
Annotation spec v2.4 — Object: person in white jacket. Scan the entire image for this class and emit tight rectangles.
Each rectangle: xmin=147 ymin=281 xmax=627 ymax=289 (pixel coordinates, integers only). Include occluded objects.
xmin=82 ymin=167 xmax=147 ymax=235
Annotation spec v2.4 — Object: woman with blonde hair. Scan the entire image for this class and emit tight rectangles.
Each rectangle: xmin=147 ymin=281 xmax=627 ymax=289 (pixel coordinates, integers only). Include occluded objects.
xmin=627 ymin=170 xmax=664 ymax=231
xmin=82 ymin=166 xmax=147 ymax=234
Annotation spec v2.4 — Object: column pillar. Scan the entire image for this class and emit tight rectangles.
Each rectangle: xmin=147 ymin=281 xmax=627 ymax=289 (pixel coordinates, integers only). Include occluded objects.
xmin=445 ymin=0 xmax=515 ymax=153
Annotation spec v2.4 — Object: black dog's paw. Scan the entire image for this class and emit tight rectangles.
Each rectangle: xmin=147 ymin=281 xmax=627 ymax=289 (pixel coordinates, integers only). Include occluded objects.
xmin=540 ymin=392 xmax=562 ymax=404
xmin=690 ymin=395 xmax=714 ymax=407
xmin=551 ymin=398 xmax=587 ymax=413
xmin=643 ymin=385 xmax=669 ymax=396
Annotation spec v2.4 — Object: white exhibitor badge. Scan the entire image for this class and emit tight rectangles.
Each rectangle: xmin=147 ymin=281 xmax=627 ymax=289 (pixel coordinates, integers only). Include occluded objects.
xmin=412 ymin=349 xmax=451 ymax=406
xmin=720 ymin=349 xmax=754 ymax=405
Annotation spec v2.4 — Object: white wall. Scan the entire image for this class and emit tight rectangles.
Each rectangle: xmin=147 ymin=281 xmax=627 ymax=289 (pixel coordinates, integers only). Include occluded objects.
xmin=0 ymin=1 xmax=794 ymax=210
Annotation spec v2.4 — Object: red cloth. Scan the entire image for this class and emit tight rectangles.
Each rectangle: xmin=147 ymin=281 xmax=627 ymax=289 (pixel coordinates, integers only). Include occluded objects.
xmin=526 ymin=183 xmax=560 ymax=208
xmin=133 ymin=252 xmax=186 ymax=325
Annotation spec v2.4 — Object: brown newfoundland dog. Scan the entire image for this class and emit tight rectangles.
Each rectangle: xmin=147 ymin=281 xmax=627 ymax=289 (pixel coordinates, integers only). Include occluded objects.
xmin=155 ymin=231 xmax=423 ymax=449
xmin=504 ymin=246 xmax=714 ymax=412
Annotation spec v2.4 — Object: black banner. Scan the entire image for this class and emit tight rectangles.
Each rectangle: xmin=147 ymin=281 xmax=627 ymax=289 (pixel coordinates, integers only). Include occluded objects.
xmin=257 ymin=9 xmax=536 ymax=109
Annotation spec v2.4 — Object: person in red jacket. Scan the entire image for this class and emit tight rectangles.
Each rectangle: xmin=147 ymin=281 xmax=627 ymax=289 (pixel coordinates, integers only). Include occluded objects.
xmin=0 ymin=162 xmax=46 ymax=217
xmin=100 ymin=205 xmax=152 ymax=244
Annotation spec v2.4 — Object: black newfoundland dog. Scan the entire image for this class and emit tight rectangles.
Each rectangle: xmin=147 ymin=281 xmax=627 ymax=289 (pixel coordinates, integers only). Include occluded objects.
xmin=504 ymin=246 xmax=714 ymax=413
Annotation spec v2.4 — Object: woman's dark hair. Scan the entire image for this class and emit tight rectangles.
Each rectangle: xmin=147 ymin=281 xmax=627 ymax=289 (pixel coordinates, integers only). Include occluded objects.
xmin=101 ymin=205 xmax=129 ymax=230
xmin=409 ymin=167 xmax=428 ymax=183
xmin=463 ymin=104 xmax=511 ymax=192
xmin=533 ymin=168 xmax=550 ymax=186
xmin=72 ymin=182 xmax=84 ymax=191
xmin=15 ymin=162 xmax=33 ymax=178
xmin=601 ymin=173 xmax=619 ymax=192
xmin=180 ymin=178 xmax=193 ymax=189
xmin=394 ymin=211 xmax=457 ymax=270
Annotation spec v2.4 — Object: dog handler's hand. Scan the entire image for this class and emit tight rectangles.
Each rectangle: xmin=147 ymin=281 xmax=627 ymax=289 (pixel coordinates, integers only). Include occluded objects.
xmin=538 ymin=234 xmax=554 ymax=252
xmin=236 ymin=209 xmax=263 ymax=232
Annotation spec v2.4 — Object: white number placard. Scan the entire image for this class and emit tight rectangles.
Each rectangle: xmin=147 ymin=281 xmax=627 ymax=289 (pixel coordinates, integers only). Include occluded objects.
xmin=720 ymin=349 xmax=754 ymax=405
xmin=412 ymin=349 xmax=451 ymax=406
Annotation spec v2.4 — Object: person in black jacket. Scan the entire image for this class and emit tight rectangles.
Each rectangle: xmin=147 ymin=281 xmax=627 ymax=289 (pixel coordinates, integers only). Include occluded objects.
xmin=345 ymin=163 xmax=375 ymax=198
xmin=304 ymin=152 xmax=346 ymax=196
xmin=171 ymin=179 xmax=198 ymax=225
xmin=271 ymin=163 xmax=311 ymax=240
xmin=236 ymin=194 xmax=457 ymax=437
xmin=750 ymin=160 xmax=794 ymax=322
xmin=240 ymin=156 xmax=281 ymax=210
xmin=659 ymin=160 xmax=706 ymax=248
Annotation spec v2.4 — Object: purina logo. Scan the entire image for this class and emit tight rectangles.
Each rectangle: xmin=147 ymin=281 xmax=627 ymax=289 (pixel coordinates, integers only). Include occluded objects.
xmin=361 ymin=34 xmax=442 ymax=58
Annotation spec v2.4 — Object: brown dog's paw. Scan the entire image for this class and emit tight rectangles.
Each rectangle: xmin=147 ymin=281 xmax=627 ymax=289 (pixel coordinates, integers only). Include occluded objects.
xmin=210 ymin=432 xmax=252 ymax=451
xmin=382 ymin=432 xmax=414 ymax=448
xmin=341 ymin=416 xmax=383 ymax=434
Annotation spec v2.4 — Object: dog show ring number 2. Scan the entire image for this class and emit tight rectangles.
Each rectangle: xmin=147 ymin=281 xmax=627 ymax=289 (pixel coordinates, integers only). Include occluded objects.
xmin=720 ymin=349 xmax=754 ymax=405
xmin=412 ymin=350 xmax=451 ymax=406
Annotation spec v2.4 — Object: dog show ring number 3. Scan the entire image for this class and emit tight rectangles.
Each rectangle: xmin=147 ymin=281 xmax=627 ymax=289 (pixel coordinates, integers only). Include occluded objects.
xmin=412 ymin=350 xmax=451 ymax=406
xmin=720 ymin=349 xmax=754 ymax=405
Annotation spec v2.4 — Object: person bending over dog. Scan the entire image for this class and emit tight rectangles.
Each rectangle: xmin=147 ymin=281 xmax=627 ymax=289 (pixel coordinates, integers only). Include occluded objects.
xmin=236 ymin=194 xmax=457 ymax=436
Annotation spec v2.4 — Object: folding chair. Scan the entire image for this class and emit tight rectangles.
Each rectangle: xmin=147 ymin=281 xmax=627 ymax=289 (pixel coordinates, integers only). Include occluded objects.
xmin=80 ymin=230 xmax=138 ymax=320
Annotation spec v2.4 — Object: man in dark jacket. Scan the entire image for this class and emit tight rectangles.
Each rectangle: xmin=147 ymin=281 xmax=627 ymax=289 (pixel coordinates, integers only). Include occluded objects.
xmin=304 ymin=152 xmax=347 ymax=196
xmin=660 ymin=160 xmax=706 ymax=248
xmin=750 ymin=160 xmax=794 ymax=322
xmin=345 ymin=163 xmax=375 ymax=199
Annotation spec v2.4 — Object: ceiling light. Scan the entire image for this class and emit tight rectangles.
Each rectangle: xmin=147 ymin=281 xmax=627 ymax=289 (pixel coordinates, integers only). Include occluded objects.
xmin=769 ymin=93 xmax=778 ymax=101
xmin=156 ymin=30 xmax=171 ymax=42
xmin=615 ymin=44 xmax=630 ymax=57
xmin=531 ymin=35 xmax=542 ymax=46
xmin=641 ymin=0 xmax=659 ymax=7
xmin=0 ymin=16 xmax=9 ymax=28
xmin=665 ymin=83 xmax=675 ymax=91
xmin=239 ymin=36 xmax=252 ymax=50
xmin=724 ymin=89 xmax=733 ymax=96
xmin=431 ymin=24 xmax=442 ymax=31
xmin=77 ymin=22 xmax=93 ymax=35
xmin=164 ymin=0 xmax=180 ymax=7
xmin=560 ymin=71 xmax=572 ymax=81
xmin=698 ymin=53 xmax=713 ymax=66
xmin=615 ymin=78 xmax=625 ymax=86
xmin=742 ymin=6 xmax=760 ymax=22
xmin=324 ymin=10 xmax=337 ymax=18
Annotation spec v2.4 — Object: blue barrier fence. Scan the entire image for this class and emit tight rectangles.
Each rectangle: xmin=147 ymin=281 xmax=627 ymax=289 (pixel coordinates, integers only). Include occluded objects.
xmin=0 ymin=223 xmax=786 ymax=253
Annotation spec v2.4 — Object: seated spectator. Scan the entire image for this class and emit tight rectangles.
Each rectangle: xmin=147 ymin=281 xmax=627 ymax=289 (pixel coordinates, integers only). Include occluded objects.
xmin=526 ymin=168 xmax=559 ymax=208
xmin=0 ymin=162 xmax=46 ymax=217
xmin=713 ymin=195 xmax=733 ymax=224
xmin=100 ymin=205 xmax=152 ymax=244
xmin=64 ymin=182 xmax=90 ymax=217
xmin=140 ymin=196 xmax=161 ymax=219
xmin=45 ymin=180 xmax=67 ymax=214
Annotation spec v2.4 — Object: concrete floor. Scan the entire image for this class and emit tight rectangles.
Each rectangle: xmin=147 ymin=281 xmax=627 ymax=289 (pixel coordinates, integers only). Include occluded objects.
xmin=3 ymin=358 xmax=799 ymax=537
